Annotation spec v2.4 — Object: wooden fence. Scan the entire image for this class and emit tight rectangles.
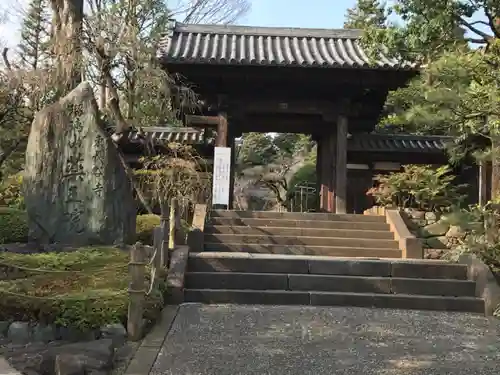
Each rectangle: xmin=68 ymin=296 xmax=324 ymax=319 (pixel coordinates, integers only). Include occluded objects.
xmin=127 ymin=197 xmax=182 ymax=341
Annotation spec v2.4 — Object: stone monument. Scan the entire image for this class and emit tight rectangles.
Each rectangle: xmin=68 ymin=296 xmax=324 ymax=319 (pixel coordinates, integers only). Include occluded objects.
xmin=24 ymin=82 xmax=136 ymax=245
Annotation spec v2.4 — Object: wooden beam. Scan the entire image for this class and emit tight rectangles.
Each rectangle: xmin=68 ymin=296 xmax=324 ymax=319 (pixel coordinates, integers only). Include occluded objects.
xmin=185 ymin=115 xmax=221 ymax=127
xmin=234 ymin=99 xmax=334 ymax=115
xmin=335 ymin=115 xmax=348 ymax=214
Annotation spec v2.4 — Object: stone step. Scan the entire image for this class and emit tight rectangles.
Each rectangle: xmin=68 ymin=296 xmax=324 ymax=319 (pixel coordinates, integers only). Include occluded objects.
xmin=188 ymin=252 xmax=469 ymax=280
xmin=185 ymin=272 xmax=476 ymax=297
xmin=205 ymin=225 xmax=395 ymax=240
xmin=211 ymin=210 xmax=385 ymax=222
xmin=203 ymin=243 xmax=401 ymax=258
xmin=204 ymin=234 xmax=400 ymax=249
xmin=184 ymin=289 xmax=484 ymax=313
xmin=209 ymin=217 xmax=391 ymax=231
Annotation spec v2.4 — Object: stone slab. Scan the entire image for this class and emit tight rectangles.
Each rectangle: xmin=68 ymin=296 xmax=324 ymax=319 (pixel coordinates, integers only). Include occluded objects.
xmin=184 ymin=289 xmax=310 ymax=305
xmin=188 ymin=256 xmax=310 ymax=274
xmin=459 ymin=253 xmax=500 ymax=316
xmin=391 ymin=262 xmax=468 ymax=280
xmin=310 ymin=292 xmax=484 ymax=313
xmin=185 ymin=272 xmax=289 ymax=290
xmin=209 ymin=217 xmax=391 ymax=231
xmin=205 ymin=226 xmax=394 ymax=239
xmin=308 ymin=259 xmax=392 ymax=277
xmin=371 ymin=293 xmax=485 ymax=313
xmin=288 ymin=274 xmax=391 ymax=294
xmin=391 ymin=278 xmax=477 ymax=297
xmin=124 ymin=306 xmax=179 ymax=375
xmin=204 ymin=233 xmax=399 ymax=249
xmin=203 ymin=243 xmax=402 ymax=257
xmin=166 ymin=246 xmax=189 ymax=304
xmin=0 ymin=357 xmax=21 ymax=375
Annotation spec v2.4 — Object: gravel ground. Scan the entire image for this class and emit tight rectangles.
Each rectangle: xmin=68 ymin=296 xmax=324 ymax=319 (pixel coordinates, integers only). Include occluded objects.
xmin=151 ymin=303 xmax=500 ymax=375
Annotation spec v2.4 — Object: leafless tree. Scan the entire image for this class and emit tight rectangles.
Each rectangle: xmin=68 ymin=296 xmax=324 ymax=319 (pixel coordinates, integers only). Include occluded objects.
xmin=170 ymin=0 xmax=250 ymax=24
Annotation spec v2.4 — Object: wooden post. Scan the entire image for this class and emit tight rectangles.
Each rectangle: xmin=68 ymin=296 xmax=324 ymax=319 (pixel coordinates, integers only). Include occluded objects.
xmin=153 ymin=227 xmax=162 ymax=268
xmin=160 ymin=216 xmax=169 ymax=267
xmin=479 ymin=160 xmax=487 ymax=206
xmin=127 ymin=242 xmax=146 ymax=341
xmin=216 ymin=112 xmax=228 ymax=147
xmin=169 ymin=197 xmax=179 ymax=250
xmin=335 ymin=115 xmax=348 ymax=214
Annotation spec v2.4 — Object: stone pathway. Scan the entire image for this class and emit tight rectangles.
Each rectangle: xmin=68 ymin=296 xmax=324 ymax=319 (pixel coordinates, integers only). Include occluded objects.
xmin=134 ymin=304 xmax=500 ymax=375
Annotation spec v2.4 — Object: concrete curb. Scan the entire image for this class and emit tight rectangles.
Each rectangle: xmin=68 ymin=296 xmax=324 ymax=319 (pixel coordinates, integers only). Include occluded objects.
xmin=458 ymin=253 xmax=500 ymax=316
xmin=0 ymin=357 xmax=21 ymax=375
xmin=124 ymin=305 xmax=179 ymax=375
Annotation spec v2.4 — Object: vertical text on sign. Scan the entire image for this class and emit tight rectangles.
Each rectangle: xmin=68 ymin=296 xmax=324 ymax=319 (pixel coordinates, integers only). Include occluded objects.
xmin=212 ymin=147 xmax=231 ymax=207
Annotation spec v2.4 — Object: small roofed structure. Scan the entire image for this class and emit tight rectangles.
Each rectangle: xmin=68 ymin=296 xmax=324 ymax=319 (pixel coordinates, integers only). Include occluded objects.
xmin=151 ymin=21 xmax=478 ymax=213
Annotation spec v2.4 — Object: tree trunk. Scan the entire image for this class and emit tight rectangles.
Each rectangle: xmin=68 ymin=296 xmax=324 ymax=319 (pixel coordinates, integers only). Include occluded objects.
xmin=491 ymin=133 xmax=500 ymax=201
xmin=50 ymin=0 xmax=84 ymax=94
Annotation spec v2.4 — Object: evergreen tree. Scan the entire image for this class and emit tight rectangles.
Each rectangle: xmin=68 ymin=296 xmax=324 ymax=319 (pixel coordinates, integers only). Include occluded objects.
xmin=358 ymin=1 xmax=500 ymax=198
xmin=344 ymin=0 xmax=387 ymax=29
xmin=18 ymin=0 xmax=51 ymax=70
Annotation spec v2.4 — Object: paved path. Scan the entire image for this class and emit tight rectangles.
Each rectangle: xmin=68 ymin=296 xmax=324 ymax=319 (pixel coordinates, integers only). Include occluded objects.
xmin=144 ymin=304 xmax=500 ymax=375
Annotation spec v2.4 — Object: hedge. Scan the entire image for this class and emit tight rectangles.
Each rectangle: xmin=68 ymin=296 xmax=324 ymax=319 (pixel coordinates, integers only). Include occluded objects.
xmin=136 ymin=214 xmax=161 ymax=245
xmin=0 ymin=210 xmax=160 ymax=245
xmin=0 ymin=207 xmax=28 ymax=243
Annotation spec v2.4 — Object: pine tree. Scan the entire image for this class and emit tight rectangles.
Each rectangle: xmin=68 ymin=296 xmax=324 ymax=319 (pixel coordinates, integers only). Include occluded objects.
xmin=18 ymin=0 xmax=51 ymax=70
xmin=344 ymin=0 xmax=386 ymax=29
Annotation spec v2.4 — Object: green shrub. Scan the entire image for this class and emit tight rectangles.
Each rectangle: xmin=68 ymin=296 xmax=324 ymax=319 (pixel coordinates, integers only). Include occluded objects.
xmin=136 ymin=214 xmax=160 ymax=245
xmin=0 ymin=174 xmax=24 ymax=210
xmin=0 ymin=207 xmax=28 ymax=243
xmin=366 ymin=164 xmax=466 ymax=212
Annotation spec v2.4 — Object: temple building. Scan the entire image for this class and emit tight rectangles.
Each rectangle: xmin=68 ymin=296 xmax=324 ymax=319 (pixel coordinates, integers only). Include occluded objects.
xmin=125 ymin=21 xmax=482 ymax=213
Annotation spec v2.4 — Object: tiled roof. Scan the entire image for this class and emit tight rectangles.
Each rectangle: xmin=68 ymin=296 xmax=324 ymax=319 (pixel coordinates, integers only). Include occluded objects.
xmin=129 ymin=127 xmax=212 ymax=144
xmin=348 ymin=134 xmax=452 ymax=153
xmin=157 ymin=22 xmax=415 ymax=70
xmin=129 ymin=127 xmax=450 ymax=154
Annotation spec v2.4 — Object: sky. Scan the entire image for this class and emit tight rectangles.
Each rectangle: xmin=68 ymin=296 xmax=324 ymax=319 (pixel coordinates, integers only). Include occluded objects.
xmin=0 ymin=0 xmax=357 ymax=49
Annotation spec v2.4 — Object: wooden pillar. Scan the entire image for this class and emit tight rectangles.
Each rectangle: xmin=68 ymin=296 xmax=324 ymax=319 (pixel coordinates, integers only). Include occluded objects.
xmin=479 ymin=160 xmax=487 ymax=206
xmin=315 ymin=137 xmax=322 ymax=212
xmin=228 ymin=135 xmax=236 ymax=209
xmin=215 ymin=112 xmax=228 ymax=147
xmin=335 ymin=115 xmax=348 ymax=214
xmin=319 ymin=132 xmax=336 ymax=212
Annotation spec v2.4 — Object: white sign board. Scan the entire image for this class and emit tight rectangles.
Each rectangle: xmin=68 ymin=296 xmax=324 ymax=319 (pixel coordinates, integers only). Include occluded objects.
xmin=212 ymin=147 xmax=232 ymax=206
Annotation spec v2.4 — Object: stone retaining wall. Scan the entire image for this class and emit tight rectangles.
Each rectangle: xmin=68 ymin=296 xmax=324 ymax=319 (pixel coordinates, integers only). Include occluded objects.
xmin=0 ymin=322 xmax=134 ymax=375
xmin=402 ymin=208 xmax=466 ymax=259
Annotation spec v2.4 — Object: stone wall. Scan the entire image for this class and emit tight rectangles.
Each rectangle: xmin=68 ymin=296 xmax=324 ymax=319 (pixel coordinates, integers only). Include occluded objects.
xmin=402 ymin=208 xmax=466 ymax=259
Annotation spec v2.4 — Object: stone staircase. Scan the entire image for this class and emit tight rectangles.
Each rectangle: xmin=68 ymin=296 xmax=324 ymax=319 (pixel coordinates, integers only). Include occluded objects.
xmin=183 ymin=210 xmax=485 ymax=313
xmin=204 ymin=210 xmax=402 ymax=258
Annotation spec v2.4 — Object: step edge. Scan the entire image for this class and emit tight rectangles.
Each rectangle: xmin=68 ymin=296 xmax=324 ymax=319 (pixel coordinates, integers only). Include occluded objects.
xmin=184 ymin=288 xmax=483 ymax=301
xmin=204 ymin=234 xmax=398 ymax=242
xmin=186 ymin=272 xmax=476 ymax=284
xmin=203 ymin=243 xmax=401 ymax=250
xmin=205 ymin=225 xmax=393 ymax=234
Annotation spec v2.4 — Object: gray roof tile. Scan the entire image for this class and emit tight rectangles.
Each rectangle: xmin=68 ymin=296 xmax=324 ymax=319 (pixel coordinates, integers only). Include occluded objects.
xmin=130 ymin=127 xmax=449 ymax=153
xmin=348 ymin=134 xmax=451 ymax=153
xmin=129 ymin=127 xmax=212 ymax=144
xmin=157 ymin=22 xmax=415 ymax=70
